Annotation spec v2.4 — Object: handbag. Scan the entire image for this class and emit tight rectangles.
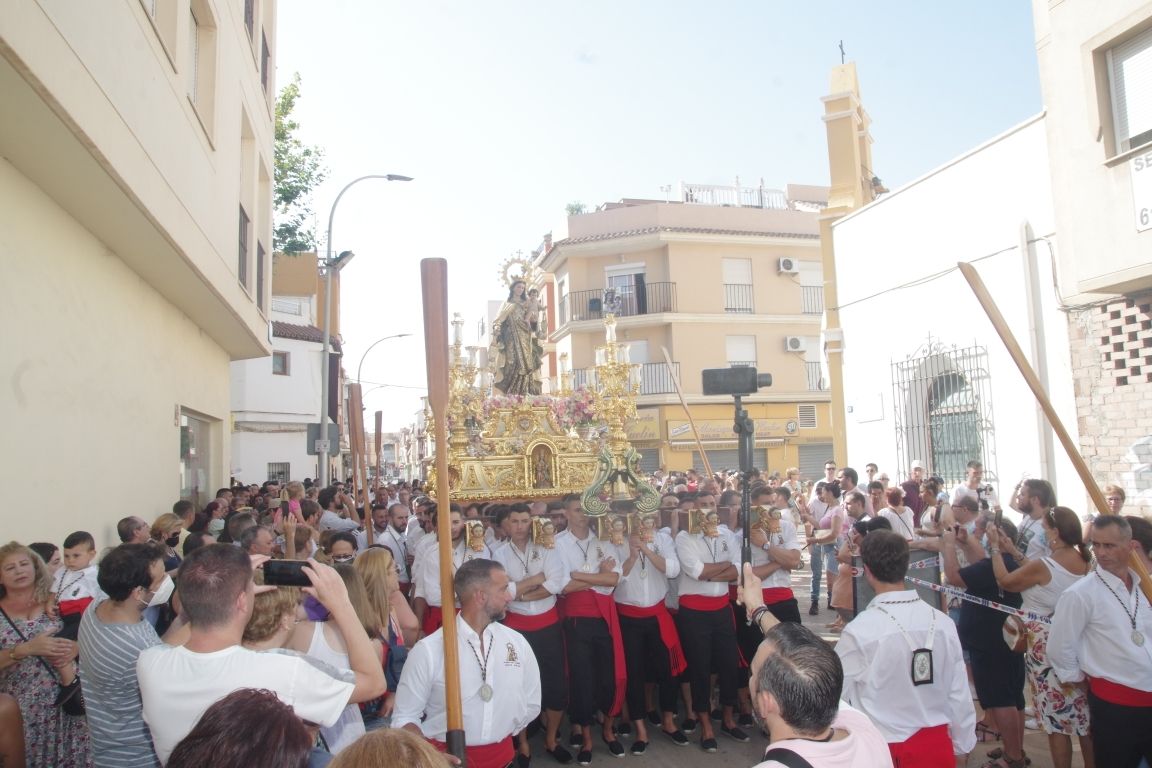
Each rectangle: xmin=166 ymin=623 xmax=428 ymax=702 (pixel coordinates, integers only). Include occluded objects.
xmin=1002 ymin=614 xmax=1028 ymax=653
xmin=0 ymin=605 xmax=86 ymax=715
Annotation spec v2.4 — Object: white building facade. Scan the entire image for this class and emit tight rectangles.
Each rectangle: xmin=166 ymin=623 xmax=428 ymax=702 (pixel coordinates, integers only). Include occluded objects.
xmin=830 ymin=116 xmax=1081 ymax=498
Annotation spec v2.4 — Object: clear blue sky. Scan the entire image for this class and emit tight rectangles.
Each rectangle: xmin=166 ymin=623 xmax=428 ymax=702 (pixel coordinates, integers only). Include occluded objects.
xmin=275 ymin=1 xmax=1042 ymax=432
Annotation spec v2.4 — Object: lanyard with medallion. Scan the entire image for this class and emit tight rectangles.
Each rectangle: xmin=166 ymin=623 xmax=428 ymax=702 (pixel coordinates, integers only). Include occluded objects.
xmin=1095 ymin=566 xmax=1146 ymax=647
xmin=873 ymin=597 xmax=936 ymax=686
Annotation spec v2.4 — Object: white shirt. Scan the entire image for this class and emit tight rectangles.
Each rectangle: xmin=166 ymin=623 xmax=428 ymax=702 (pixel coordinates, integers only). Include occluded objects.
xmin=359 ymin=525 xmax=410 ymax=583
xmin=1017 ymin=514 xmax=1051 ymax=561
xmin=1048 ymin=566 xmax=1152 ymax=691
xmin=51 ymin=564 xmax=101 ymax=601
xmin=736 ymin=519 xmax=801 ymax=589
xmin=494 ymin=539 xmax=568 ymax=615
xmin=319 ymin=509 xmax=360 ymax=533
xmin=835 ymin=590 xmax=975 ymax=754
xmin=615 ymin=531 xmax=680 ymax=608
xmin=138 ymin=644 xmax=354 ymax=764
xmin=950 ymin=482 xmax=1000 ymax=510
xmin=879 ymin=508 xmax=918 ymax=542
xmin=393 ymin=615 xmax=541 ymax=745
xmin=414 ymin=539 xmax=495 ymax=606
xmin=553 ymin=529 xmax=622 ymax=596
xmin=675 ymin=530 xmax=739 ymax=598
xmin=754 ymin=705 xmax=894 ymax=768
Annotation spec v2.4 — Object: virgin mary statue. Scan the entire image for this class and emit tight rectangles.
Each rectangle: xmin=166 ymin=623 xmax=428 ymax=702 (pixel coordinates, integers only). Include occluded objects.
xmin=489 ymin=280 xmax=543 ymax=396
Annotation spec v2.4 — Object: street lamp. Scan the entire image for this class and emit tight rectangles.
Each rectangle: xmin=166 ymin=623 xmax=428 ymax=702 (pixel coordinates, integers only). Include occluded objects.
xmin=318 ymin=173 xmax=413 ymax=488
xmin=356 ymin=333 xmax=413 ymax=387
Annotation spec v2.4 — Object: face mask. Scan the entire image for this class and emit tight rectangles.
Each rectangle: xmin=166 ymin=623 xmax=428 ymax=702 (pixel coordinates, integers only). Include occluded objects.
xmin=332 ymin=555 xmax=354 ymax=564
xmin=142 ymin=575 xmax=175 ymax=608
xmin=165 ymin=534 xmax=180 ymax=547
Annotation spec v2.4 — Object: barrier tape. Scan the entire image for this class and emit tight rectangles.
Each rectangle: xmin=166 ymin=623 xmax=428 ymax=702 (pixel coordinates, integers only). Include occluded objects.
xmin=851 ymin=556 xmax=939 ymax=578
xmin=902 ymin=575 xmax=1052 ymax=624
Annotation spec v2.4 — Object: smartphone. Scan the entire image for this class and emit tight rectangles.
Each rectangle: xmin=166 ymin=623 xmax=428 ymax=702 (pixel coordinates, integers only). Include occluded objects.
xmin=263 ymin=560 xmax=311 ymax=587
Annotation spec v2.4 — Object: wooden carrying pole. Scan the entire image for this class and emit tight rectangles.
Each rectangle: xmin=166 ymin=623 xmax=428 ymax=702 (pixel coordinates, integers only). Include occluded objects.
xmin=421 ymin=258 xmax=466 ymax=763
xmin=958 ymin=261 xmax=1152 ymax=602
xmin=660 ymin=346 xmax=714 ymax=479
xmin=375 ymin=411 xmax=383 ymax=482
xmin=347 ymin=383 xmax=367 ymax=524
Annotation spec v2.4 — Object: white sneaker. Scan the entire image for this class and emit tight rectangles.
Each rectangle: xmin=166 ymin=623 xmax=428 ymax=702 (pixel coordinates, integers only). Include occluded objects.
xmin=1024 ymin=706 xmax=1035 ymax=718
xmin=1025 ymin=717 xmax=1041 ymax=731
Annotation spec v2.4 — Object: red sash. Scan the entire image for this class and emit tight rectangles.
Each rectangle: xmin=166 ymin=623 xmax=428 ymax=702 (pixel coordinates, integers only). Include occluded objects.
xmin=422 ymin=606 xmax=443 ymax=638
xmin=429 ymin=736 xmax=513 ymax=768
xmin=1089 ymin=676 xmax=1152 ymax=706
xmin=678 ymin=594 xmax=730 ymax=611
xmin=886 ymin=724 xmax=952 ymax=767
xmin=727 ymin=586 xmax=794 ymax=606
xmin=503 ymin=606 xmax=560 ymax=633
xmin=58 ymin=597 xmax=94 ymax=617
xmin=616 ymin=602 xmax=687 ymax=676
xmin=561 ymin=590 xmax=628 ymax=716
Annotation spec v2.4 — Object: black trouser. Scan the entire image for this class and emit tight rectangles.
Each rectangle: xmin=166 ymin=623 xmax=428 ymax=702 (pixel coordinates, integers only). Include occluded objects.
xmin=564 ymin=616 xmax=616 ymax=726
xmin=732 ymin=597 xmax=801 ymax=684
xmin=675 ymin=604 xmax=739 ymax=714
xmin=618 ymin=613 xmax=678 ymax=720
xmin=1087 ymin=690 xmax=1152 ymax=767
xmin=520 ymin=620 xmax=568 ymax=712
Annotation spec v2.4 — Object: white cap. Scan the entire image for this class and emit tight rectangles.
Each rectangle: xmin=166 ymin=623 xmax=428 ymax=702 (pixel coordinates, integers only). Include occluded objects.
xmin=910 ymin=460 xmax=924 ymax=470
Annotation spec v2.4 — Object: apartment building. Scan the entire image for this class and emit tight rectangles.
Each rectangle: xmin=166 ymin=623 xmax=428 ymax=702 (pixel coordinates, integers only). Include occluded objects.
xmin=534 ymin=186 xmax=834 ymax=479
xmin=0 ymin=0 xmax=277 ymax=543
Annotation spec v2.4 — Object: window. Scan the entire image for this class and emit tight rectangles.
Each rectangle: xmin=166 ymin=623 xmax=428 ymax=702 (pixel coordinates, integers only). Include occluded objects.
xmin=605 ymin=265 xmax=645 ymax=316
xmin=1107 ymin=27 xmax=1152 ymax=153
xmin=797 ymin=404 xmax=817 ymax=429
xmin=272 ymin=351 xmax=290 ymax=375
xmin=260 ymin=31 xmax=271 ymax=93
xmin=928 ymin=373 xmax=982 ymax=485
xmin=268 ymin=462 xmax=290 ymax=484
xmin=722 ymin=258 xmax=754 ymax=313
xmin=238 ymin=206 xmax=250 ymax=288
xmin=186 ymin=0 xmax=217 ymax=136
xmin=256 ymin=243 xmax=266 ymax=311
xmin=726 ymin=335 xmax=757 ymax=368
xmin=179 ymin=410 xmax=214 ymax=510
xmin=187 ymin=7 xmax=200 ymax=102
xmin=244 ymin=0 xmax=255 ymax=39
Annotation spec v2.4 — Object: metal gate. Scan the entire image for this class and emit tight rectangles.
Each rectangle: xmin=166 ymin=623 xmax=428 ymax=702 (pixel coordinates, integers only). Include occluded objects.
xmin=692 ymin=449 xmax=741 ymax=475
xmin=797 ymin=444 xmax=834 ymax=485
xmin=891 ymin=339 xmax=997 ymax=488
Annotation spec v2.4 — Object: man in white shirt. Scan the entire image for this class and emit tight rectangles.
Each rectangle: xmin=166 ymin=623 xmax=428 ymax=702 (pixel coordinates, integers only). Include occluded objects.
xmin=1049 ymin=515 xmax=1152 ymax=766
xmin=836 ymin=530 xmax=975 ymax=765
xmin=494 ymin=504 xmax=572 ymax=764
xmin=554 ymin=494 xmax=624 ymax=764
xmin=317 ymin=487 xmax=362 ymax=533
xmin=675 ymin=507 xmax=746 ymax=751
xmin=359 ymin=502 xmax=411 ymax=594
xmin=1013 ymin=478 xmax=1055 ymax=561
xmin=612 ymin=501 xmax=686 ymax=751
xmin=394 ymin=558 xmax=542 ymax=768
xmin=949 ymin=460 xmax=1001 ymax=513
xmin=137 ymin=545 xmax=385 ymax=764
xmin=412 ymin=504 xmax=495 ymax=639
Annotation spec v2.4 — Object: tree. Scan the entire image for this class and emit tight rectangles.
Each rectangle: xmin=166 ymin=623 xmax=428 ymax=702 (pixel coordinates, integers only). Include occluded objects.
xmin=565 ymin=201 xmax=586 ymax=216
xmin=274 ymin=73 xmax=328 ymax=253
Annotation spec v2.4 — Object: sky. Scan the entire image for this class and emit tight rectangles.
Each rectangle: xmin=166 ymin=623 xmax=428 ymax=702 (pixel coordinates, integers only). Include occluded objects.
xmin=274 ymin=1 xmax=1043 ymax=434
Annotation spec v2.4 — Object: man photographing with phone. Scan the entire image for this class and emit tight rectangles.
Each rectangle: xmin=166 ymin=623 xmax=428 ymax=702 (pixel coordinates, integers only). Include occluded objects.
xmin=137 ymin=544 xmax=386 ymax=764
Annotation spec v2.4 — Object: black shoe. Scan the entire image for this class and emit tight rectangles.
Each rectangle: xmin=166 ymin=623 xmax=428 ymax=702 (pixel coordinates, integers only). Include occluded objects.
xmin=517 ymin=754 xmax=532 ymax=768
xmin=645 ymin=711 xmax=660 ymax=726
xmin=737 ymin=713 xmax=755 ymax=728
xmin=808 ymin=600 xmax=819 ymax=616
xmin=681 ymin=717 xmax=698 ymax=734
xmin=526 ymin=720 xmax=544 ymax=739
xmin=601 ymin=738 xmax=625 ymax=758
xmin=577 ymin=750 xmax=592 ymax=766
xmin=709 ymin=707 xmax=722 ymax=722
xmin=630 ymin=741 xmax=647 ymax=756
xmin=615 ymin=722 xmax=632 ymax=737
xmin=827 ymin=595 xmax=832 ymax=609
xmin=569 ymin=733 xmax=584 ymax=749
xmin=545 ymin=745 xmax=573 ymax=765
xmin=661 ymin=729 xmax=689 ymax=746
xmin=720 ymin=725 xmax=750 ymax=743
xmin=700 ymin=737 xmax=718 ymax=753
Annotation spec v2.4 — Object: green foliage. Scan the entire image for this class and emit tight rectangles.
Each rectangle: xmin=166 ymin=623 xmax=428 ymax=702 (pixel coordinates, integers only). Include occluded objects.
xmin=565 ymin=201 xmax=587 ymax=216
xmin=274 ymin=73 xmax=328 ymax=253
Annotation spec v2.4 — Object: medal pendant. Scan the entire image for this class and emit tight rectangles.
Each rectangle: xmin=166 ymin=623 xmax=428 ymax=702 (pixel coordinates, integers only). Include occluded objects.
xmin=580 ymin=563 xmax=594 ymax=573
xmin=1134 ymin=630 xmax=1146 ymax=647
xmin=479 ymin=683 xmax=493 ymax=702
xmin=911 ymin=648 xmax=934 ymax=686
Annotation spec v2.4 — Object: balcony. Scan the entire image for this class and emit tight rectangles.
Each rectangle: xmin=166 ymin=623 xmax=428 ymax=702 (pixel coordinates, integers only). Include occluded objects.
xmin=724 ymin=283 xmax=754 ymax=313
xmin=572 ymin=361 xmax=681 ymax=396
xmin=680 ymin=182 xmax=788 ymax=210
xmin=564 ymin=282 xmax=677 ymax=323
xmin=728 ymin=360 xmax=757 ymax=368
xmin=801 ymin=286 xmax=824 ymax=315
xmin=806 ymin=361 xmax=828 ymax=391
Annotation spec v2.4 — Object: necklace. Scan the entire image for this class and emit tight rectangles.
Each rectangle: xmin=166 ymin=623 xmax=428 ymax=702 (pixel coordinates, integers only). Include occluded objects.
xmin=794 ymin=729 xmax=836 ymax=743
xmin=55 ymin=570 xmax=86 ymax=602
xmin=466 ymin=629 xmax=495 ymax=702
xmin=705 ymin=536 xmax=720 ymax=562
xmin=1095 ymin=566 xmax=1144 ymax=646
xmin=510 ymin=542 xmax=532 ymax=577
xmin=574 ymin=534 xmax=595 ymax=572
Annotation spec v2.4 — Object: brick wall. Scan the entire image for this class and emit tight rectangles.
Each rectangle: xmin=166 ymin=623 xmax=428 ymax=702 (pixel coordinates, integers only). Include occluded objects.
xmin=1068 ymin=293 xmax=1152 ymax=517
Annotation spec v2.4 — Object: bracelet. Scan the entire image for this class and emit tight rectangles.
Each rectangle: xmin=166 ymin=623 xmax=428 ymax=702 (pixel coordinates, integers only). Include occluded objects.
xmin=9 ymin=645 xmax=22 ymax=661
xmin=748 ymin=605 xmax=769 ymax=627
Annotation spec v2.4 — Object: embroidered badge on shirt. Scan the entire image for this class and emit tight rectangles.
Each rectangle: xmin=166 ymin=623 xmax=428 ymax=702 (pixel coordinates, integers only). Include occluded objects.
xmin=505 ymin=642 xmax=519 ymax=664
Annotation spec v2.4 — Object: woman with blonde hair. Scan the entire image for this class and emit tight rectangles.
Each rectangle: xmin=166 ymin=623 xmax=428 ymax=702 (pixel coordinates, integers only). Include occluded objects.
xmin=355 ymin=548 xmax=419 ymax=722
xmin=151 ymin=513 xmax=185 ymax=573
xmin=328 ymin=728 xmax=451 ymax=768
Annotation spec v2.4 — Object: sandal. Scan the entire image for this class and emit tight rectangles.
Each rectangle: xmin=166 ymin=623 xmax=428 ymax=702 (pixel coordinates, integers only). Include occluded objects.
xmin=986 ymin=749 xmax=1031 ymax=766
xmin=981 ymin=756 xmax=1027 ymax=768
xmin=974 ymin=722 xmax=1001 ymax=742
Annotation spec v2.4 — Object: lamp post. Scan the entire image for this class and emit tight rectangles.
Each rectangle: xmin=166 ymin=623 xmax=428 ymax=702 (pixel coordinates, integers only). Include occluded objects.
xmin=318 ymin=173 xmax=413 ymax=488
xmin=356 ymin=333 xmax=413 ymax=387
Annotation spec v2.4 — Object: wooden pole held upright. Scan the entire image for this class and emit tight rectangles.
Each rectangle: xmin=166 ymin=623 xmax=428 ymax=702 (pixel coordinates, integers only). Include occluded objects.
xmin=660 ymin=347 xmax=714 ymax=479
xmin=421 ymin=258 xmax=467 ymax=764
xmin=958 ymin=261 xmax=1152 ymax=603
xmin=375 ymin=411 xmax=383 ymax=483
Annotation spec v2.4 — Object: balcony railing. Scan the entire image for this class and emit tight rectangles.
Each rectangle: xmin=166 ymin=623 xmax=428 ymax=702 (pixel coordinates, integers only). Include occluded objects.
xmin=806 ymin=361 xmax=828 ymax=391
xmin=801 ymin=286 xmax=825 ymax=315
xmin=564 ymin=282 xmax=677 ymax=323
xmin=728 ymin=360 xmax=757 ymax=368
xmin=572 ymin=361 xmax=681 ymax=396
xmin=680 ymin=182 xmax=788 ymax=210
xmin=724 ymin=283 xmax=754 ymax=313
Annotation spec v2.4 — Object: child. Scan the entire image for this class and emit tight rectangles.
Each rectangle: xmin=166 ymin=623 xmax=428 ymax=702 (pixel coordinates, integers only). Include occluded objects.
xmin=51 ymin=531 xmax=101 ymax=641
xmin=525 ymin=288 xmax=543 ymax=335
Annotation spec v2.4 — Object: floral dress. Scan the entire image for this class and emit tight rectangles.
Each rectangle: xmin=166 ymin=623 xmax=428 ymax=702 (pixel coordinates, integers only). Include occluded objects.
xmin=0 ymin=611 xmax=93 ymax=767
xmin=1022 ymin=558 xmax=1090 ymax=736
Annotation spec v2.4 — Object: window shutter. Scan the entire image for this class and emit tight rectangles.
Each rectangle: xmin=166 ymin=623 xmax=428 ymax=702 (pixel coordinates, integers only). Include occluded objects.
xmin=1109 ymin=27 xmax=1152 ymax=151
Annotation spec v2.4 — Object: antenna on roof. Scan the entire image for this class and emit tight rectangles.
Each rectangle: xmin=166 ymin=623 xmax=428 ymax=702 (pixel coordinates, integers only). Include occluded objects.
xmin=839 ymin=40 xmax=846 ymax=64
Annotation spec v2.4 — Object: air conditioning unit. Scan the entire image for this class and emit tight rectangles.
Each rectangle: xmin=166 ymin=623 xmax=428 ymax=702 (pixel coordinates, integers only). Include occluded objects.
xmin=778 ymin=257 xmax=799 ymax=274
xmin=785 ymin=336 xmax=806 ymax=353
